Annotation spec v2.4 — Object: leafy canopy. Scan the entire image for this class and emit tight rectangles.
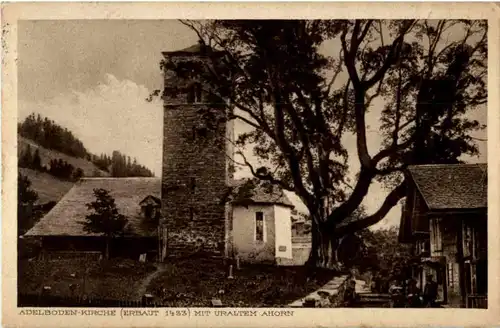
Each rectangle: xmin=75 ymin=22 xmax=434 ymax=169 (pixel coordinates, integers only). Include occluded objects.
xmin=154 ymin=19 xmax=486 ymax=237
xmin=81 ymin=188 xmax=128 ymax=237
xmin=18 ymin=173 xmax=38 ymax=205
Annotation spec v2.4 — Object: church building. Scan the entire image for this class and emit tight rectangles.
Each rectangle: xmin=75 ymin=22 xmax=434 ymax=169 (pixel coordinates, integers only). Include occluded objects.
xmin=24 ymin=42 xmax=297 ymax=265
xmin=158 ymin=42 xmax=235 ymax=260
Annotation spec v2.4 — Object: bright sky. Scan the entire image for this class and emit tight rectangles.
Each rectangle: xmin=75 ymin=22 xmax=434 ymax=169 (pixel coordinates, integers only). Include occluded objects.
xmin=18 ymin=20 xmax=487 ymax=229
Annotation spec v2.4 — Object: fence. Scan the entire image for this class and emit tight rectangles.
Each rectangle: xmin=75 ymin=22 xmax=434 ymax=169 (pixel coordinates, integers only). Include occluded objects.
xmin=466 ymin=295 xmax=487 ymax=309
xmin=44 ymin=251 xmax=103 ymax=261
xmin=18 ymin=294 xmax=166 ymax=308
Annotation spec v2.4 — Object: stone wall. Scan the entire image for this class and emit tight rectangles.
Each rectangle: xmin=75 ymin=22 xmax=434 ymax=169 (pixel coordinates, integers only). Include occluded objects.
xmin=161 ymin=102 xmax=231 ymax=256
xmin=160 ymin=50 xmax=234 ymax=257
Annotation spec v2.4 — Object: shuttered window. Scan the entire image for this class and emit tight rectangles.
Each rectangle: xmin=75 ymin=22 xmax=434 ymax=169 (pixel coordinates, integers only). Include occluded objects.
xmin=431 ymin=218 xmax=443 ymax=253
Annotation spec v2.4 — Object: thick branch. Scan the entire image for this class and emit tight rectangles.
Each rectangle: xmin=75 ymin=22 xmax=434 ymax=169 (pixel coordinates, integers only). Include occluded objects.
xmin=236 ymin=150 xmax=294 ymax=192
xmin=341 ymin=25 xmax=361 ymax=88
xmin=354 ymin=89 xmax=372 ymax=168
xmin=372 ymin=137 xmax=414 ymax=164
xmin=327 ymin=168 xmax=375 ymax=225
xmin=336 ymin=181 xmax=407 ymax=235
xmin=263 ymin=52 xmax=313 ymax=206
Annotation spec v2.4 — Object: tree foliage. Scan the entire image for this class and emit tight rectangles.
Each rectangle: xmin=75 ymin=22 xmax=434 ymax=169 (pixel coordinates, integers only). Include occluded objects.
xmin=18 ymin=173 xmax=39 ymax=234
xmin=151 ymin=19 xmax=487 ymax=267
xmin=81 ymin=188 xmax=128 ymax=258
xmin=19 ymin=113 xmax=155 ymax=178
xmin=354 ymin=227 xmax=415 ymax=291
xmin=18 ymin=173 xmax=38 ymax=205
xmin=19 ymin=113 xmax=89 ymax=158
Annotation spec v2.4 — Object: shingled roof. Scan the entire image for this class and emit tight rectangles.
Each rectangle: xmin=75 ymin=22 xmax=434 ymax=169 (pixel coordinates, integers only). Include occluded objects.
xmin=230 ymin=179 xmax=294 ymax=208
xmin=25 ymin=178 xmax=161 ymax=237
xmin=407 ymin=163 xmax=487 ymax=211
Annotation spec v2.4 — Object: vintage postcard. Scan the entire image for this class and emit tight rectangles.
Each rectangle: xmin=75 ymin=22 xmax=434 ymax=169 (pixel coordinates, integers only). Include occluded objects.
xmin=2 ymin=2 xmax=500 ymax=327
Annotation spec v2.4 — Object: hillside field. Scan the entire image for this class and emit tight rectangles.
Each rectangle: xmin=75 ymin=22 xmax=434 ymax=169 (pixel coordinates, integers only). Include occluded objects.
xmin=18 ymin=136 xmax=109 ymax=178
xmin=18 ymin=136 xmax=109 ymax=204
xmin=19 ymin=168 xmax=74 ymax=204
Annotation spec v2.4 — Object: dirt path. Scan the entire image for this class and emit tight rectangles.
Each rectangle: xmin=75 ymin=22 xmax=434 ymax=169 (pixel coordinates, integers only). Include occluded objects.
xmin=134 ymin=264 xmax=167 ymax=300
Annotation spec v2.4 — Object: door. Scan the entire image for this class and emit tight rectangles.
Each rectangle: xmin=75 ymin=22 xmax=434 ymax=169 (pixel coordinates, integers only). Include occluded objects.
xmin=463 ymin=261 xmax=473 ymax=307
xmin=436 ymin=265 xmax=447 ymax=303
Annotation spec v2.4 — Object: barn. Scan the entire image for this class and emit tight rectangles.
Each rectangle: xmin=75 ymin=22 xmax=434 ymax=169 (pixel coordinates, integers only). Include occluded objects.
xmin=24 ymin=177 xmax=161 ymax=260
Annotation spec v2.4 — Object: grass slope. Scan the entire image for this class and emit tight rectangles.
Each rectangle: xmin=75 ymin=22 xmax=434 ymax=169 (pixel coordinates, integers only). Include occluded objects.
xmin=146 ymin=258 xmax=337 ymax=307
xmin=18 ymin=136 xmax=109 ymax=177
xmin=18 ymin=259 xmax=157 ymax=300
xmin=19 ymin=168 xmax=74 ymax=204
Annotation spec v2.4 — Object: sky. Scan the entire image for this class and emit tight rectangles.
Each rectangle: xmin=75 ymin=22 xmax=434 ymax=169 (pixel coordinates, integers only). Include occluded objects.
xmin=18 ymin=20 xmax=487 ymax=229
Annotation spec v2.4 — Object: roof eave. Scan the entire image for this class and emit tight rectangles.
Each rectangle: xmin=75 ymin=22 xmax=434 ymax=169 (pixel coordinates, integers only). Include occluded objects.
xmin=427 ymin=207 xmax=487 ymax=215
xmin=232 ymin=201 xmax=295 ymax=209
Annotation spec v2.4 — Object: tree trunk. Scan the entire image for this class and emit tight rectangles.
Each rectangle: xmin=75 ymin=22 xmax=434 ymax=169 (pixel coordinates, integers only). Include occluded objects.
xmin=305 ymin=217 xmax=320 ymax=269
xmin=105 ymin=237 xmax=110 ymax=259
xmin=306 ymin=213 xmax=338 ymax=270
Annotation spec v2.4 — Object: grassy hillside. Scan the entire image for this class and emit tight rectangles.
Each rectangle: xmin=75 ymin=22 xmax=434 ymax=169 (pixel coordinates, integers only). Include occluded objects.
xmin=19 ymin=168 xmax=74 ymax=204
xmin=18 ymin=136 xmax=109 ymax=177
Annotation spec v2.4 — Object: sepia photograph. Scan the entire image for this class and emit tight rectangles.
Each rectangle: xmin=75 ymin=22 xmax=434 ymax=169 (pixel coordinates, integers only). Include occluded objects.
xmin=14 ymin=17 xmax=489 ymax=310
xmin=3 ymin=3 xmax=499 ymax=327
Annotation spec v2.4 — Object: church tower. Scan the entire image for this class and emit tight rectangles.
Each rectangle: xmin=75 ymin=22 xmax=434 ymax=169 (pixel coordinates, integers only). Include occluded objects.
xmin=159 ymin=42 xmax=234 ymax=260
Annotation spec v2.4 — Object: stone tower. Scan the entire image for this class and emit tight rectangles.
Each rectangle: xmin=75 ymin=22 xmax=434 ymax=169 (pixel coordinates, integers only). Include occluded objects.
xmin=159 ymin=42 xmax=234 ymax=260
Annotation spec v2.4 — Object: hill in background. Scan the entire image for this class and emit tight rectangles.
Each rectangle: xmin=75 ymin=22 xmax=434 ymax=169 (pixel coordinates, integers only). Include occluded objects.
xmin=18 ymin=113 xmax=156 ymax=205
xmin=19 ymin=168 xmax=74 ymax=205
xmin=18 ymin=136 xmax=110 ymax=178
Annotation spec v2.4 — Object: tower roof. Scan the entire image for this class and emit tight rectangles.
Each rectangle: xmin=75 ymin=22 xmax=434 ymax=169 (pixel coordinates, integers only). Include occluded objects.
xmin=230 ymin=179 xmax=295 ymax=208
xmin=162 ymin=40 xmax=213 ymax=57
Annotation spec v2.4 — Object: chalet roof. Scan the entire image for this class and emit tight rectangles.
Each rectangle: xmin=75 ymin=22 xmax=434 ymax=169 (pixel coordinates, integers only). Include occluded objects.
xmin=407 ymin=163 xmax=487 ymax=211
xmin=25 ymin=178 xmax=161 ymax=237
xmin=230 ymin=179 xmax=295 ymax=208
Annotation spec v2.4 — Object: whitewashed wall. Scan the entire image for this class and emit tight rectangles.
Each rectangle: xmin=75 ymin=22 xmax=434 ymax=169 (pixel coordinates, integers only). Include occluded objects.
xmin=274 ymin=205 xmax=293 ymax=260
xmin=232 ymin=204 xmax=275 ymax=263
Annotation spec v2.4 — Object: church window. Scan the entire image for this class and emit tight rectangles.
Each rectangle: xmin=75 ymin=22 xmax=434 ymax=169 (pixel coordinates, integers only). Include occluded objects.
xmin=194 ymin=83 xmax=202 ymax=102
xmin=187 ymin=86 xmax=195 ymax=103
xmin=186 ymin=83 xmax=202 ymax=104
xmin=255 ymin=212 xmax=264 ymax=242
xmin=189 ymin=177 xmax=196 ymax=192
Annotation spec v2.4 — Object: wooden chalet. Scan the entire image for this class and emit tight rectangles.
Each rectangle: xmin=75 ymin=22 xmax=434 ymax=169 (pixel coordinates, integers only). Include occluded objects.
xmin=24 ymin=178 xmax=161 ymax=260
xmin=399 ymin=163 xmax=487 ymax=308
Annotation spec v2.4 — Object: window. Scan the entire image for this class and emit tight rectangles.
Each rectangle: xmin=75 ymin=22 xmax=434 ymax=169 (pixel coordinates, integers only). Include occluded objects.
xmin=189 ymin=207 xmax=194 ymax=221
xmin=144 ymin=205 xmax=154 ymax=219
xmin=194 ymin=83 xmax=202 ymax=102
xmin=186 ymin=83 xmax=202 ymax=104
xmin=255 ymin=212 xmax=264 ymax=242
xmin=447 ymin=262 xmax=454 ymax=287
xmin=189 ymin=177 xmax=196 ymax=193
xmin=463 ymin=221 xmax=476 ymax=259
xmin=415 ymin=239 xmax=430 ymax=255
xmin=187 ymin=86 xmax=195 ymax=103
xmin=431 ymin=218 xmax=443 ymax=253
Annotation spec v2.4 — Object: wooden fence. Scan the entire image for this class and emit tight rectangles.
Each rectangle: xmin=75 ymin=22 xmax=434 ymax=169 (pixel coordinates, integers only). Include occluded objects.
xmin=466 ymin=295 xmax=487 ymax=309
xmin=18 ymin=294 xmax=166 ymax=308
